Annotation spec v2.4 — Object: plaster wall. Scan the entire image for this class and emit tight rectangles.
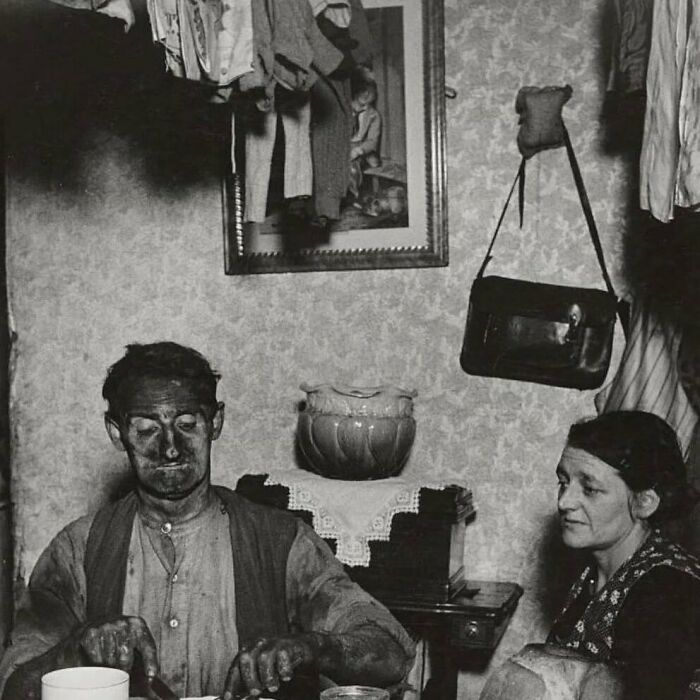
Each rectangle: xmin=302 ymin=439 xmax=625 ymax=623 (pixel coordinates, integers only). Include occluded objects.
xmin=5 ymin=0 xmax=632 ymax=696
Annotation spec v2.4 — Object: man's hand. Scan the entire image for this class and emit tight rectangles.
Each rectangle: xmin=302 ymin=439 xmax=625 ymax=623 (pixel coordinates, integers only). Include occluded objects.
xmin=73 ymin=616 xmax=158 ymax=677
xmin=223 ymin=635 xmax=318 ymax=700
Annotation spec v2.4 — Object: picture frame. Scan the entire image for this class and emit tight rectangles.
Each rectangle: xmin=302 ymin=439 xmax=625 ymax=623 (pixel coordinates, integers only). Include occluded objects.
xmin=223 ymin=0 xmax=447 ymax=274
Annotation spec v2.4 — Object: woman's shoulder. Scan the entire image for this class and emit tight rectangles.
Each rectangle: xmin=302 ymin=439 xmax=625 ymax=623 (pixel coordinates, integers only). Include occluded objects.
xmin=616 ymin=563 xmax=700 ymax=637
xmin=611 ymin=564 xmax=700 ymax=697
xmin=630 ymin=564 xmax=700 ymax=596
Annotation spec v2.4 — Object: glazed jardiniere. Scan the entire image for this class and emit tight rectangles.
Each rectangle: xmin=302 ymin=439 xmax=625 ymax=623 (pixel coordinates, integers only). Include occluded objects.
xmin=297 ymin=383 xmax=417 ymax=480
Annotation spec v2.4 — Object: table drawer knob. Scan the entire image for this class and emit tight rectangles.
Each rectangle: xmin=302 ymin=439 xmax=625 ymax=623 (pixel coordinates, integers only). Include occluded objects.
xmin=464 ymin=621 xmax=480 ymax=638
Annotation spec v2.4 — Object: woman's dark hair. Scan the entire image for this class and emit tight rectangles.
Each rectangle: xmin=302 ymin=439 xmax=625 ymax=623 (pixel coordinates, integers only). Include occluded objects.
xmin=102 ymin=342 xmax=220 ymax=419
xmin=568 ymin=410 xmax=697 ymax=523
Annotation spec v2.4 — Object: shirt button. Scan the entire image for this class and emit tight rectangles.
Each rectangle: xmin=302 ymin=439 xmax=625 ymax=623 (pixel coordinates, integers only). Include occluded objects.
xmin=169 ymin=617 xmax=179 ymax=629
xmin=171 ymin=574 xmax=178 ymax=583
xmin=221 ymin=67 xmax=228 ymax=75
xmin=161 ymin=522 xmax=172 ymax=535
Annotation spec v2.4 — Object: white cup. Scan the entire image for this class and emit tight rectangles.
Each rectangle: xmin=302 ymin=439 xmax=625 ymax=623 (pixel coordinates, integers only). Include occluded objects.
xmin=41 ymin=667 xmax=129 ymax=700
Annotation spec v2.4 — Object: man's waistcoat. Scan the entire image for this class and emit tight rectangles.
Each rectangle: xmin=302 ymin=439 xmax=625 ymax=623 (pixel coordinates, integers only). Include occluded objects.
xmin=84 ymin=486 xmax=299 ymax=646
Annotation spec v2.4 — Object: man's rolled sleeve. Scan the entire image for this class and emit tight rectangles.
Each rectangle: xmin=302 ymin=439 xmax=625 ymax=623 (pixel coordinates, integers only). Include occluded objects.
xmin=0 ymin=515 xmax=91 ymax=697
xmin=285 ymin=521 xmax=415 ymax=663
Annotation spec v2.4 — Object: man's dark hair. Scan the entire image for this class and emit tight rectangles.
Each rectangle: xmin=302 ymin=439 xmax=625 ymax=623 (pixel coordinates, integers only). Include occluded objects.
xmin=103 ymin=342 xmax=220 ymax=419
xmin=568 ymin=411 xmax=696 ymax=523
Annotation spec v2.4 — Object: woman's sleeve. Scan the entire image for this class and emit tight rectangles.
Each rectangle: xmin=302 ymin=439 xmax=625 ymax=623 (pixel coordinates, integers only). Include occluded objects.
xmin=612 ymin=566 xmax=700 ymax=700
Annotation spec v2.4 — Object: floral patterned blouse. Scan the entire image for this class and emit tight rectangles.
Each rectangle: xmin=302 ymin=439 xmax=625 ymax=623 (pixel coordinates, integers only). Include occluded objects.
xmin=548 ymin=530 xmax=700 ymax=699
xmin=549 ymin=531 xmax=700 ymax=657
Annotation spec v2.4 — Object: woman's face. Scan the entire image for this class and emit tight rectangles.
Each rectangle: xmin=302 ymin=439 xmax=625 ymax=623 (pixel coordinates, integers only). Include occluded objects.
xmin=556 ymin=445 xmax=636 ymax=552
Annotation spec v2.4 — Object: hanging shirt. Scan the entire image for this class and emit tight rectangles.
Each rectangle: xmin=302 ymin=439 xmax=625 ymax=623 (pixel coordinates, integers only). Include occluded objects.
xmin=640 ymin=0 xmax=700 ymax=222
xmin=309 ymin=0 xmax=352 ymax=29
xmin=607 ymin=0 xmax=653 ymax=93
xmin=45 ymin=0 xmax=135 ymax=30
xmin=146 ymin=0 xmax=254 ymax=86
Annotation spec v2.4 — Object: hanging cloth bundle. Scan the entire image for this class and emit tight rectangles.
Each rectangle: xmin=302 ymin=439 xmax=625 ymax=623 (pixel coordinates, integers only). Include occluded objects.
xmin=460 ymin=125 xmax=627 ymax=390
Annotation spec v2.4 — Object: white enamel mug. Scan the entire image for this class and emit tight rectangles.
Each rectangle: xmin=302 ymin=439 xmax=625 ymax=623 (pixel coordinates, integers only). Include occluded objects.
xmin=41 ymin=667 xmax=129 ymax=700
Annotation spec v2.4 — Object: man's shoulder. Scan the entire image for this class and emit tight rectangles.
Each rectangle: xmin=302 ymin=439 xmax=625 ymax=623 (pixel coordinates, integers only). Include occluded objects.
xmin=51 ymin=493 xmax=136 ymax=555
xmin=31 ymin=511 xmax=97 ymax=576
xmin=53 ymin=512 xmax=96 ymax=549
xmin=213 ymin=485 xmax=301 ymax=528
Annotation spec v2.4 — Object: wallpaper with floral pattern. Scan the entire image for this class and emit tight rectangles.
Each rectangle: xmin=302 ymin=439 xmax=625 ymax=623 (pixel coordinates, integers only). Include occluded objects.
xmin=6 ymin=0 xmax=634 ymax=696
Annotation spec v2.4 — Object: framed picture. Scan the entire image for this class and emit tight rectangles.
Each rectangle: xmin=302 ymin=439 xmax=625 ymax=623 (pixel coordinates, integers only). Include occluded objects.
xmin=223 ymin=0 xmax=447 ymax=274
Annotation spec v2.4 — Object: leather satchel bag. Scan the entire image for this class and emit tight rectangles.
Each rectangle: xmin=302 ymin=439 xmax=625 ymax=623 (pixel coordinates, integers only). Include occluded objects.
xmin=460 ymin=126 xmax=627 ymax=390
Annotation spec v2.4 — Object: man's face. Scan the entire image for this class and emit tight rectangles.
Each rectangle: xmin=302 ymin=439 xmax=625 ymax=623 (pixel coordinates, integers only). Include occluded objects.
xmin=107 ymin=376 xmax=223 ymax=501
xmin=556 ymin=446 xmax=635 ymax=552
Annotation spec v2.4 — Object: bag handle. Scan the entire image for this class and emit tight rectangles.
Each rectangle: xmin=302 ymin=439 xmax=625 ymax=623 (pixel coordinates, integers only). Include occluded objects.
xmin=560 ymin=125 xmax=616 ymax=297
xmin=475 ymin=122 xmax=629 ymax=336
xmin=476 ymin=158 xmax=525 ymax=279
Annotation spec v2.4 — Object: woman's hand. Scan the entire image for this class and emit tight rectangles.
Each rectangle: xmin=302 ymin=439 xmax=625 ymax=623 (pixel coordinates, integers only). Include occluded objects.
xmin=222 ymin=635 xmax=318 ymax=699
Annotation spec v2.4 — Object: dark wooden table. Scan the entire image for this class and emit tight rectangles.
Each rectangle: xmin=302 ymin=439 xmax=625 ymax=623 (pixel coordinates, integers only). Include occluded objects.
xmin=234 ymin=475 xmax=522 ymax=700
xmin=382 ymin=581 xmax=523 ymax=700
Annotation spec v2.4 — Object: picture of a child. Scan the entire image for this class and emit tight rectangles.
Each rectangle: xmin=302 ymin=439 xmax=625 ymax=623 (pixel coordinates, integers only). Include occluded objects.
xmin=348 ymin=74 xmax=382 ymax=199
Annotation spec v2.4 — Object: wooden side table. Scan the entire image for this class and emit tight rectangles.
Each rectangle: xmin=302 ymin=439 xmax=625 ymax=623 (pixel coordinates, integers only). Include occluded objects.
xmin=383 ymin=581 xmax=523 ymax=700
xmin=234 ymin=475 xmax=522 ymax=700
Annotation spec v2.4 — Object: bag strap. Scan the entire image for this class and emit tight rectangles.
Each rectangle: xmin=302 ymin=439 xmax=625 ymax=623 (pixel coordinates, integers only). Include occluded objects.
xmin=475 ymin=123 xmax=630 ymax=337
xmin=475 ymin=158 xmax=525 ymax=279
xmin=561 ymin=125 xmax=616 ymax=297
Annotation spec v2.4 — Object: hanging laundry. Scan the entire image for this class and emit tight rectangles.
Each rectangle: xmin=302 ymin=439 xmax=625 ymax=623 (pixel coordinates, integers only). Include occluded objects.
xmin=309 ymin=0 xmax=351 ymax=29
xmin=607 ymin=0 xmax=653 ymax=93
xmin=238 ymin=0 xmax=375 ymax=221
xmin=238 ymin=0 xmax=344 ymax=97
xmin=244 ymin=95 xmax=314 ymax=222
xmin=308 ymin=0 xmax=373 ymax=219
xmin=311 ymin=72 xmax=353 ymax=220
xmin=146 ymin=0 xmax=254 ymax=87
xmin=640 ymin=0 xmax=700 ymax=223
xmin=345 ymin=0 xmax=374 ymax=67
xmin=237 ymin=0 xmax=276 ymax=99
xmin=45 ymin=0 xmax=135 ymax=31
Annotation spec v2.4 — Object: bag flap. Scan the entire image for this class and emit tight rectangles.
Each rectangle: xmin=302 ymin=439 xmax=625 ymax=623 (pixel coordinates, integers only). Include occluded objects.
xmin=469 ymin=276 xmax=617 ymax=326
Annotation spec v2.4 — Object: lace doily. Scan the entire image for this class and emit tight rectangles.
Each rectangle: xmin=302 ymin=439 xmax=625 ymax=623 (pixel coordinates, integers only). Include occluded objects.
xmin=262 ymin=470 xmax=468 ymax=567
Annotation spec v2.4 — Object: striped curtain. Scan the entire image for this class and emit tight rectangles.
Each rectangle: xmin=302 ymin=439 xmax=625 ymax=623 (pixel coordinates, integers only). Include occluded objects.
xmin=595 ymin=298 xmax=698 ymax=459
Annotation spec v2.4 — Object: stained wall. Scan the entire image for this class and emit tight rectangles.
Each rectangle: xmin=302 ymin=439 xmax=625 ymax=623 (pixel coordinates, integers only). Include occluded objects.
xmin=4 ymin=0 xmax=633 ymax=696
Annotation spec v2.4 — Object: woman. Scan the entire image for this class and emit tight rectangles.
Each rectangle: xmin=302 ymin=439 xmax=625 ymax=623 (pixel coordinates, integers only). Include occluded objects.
xmin=481 ymin=410 xmax=700 ymax=700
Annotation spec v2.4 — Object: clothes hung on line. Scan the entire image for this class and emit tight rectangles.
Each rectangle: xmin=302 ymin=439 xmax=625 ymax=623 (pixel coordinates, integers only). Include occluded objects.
xmin=146 ymin=0 xmax=254 ymax=88
xmin=244 ymin=96 xmax=314 ymax=222
xmin=607 ymin=0 xmax=653 ymax=94
xmin=239 ymin=0 xmax=374 ymax=223
xmin=242 ymin=70 xmax=356 ymax=223
xmin=44 ymin=0 xmax=376 ymax=224
xmin=311 ymin=72 xmax=354 ymax=220
xmin=45 ymin=0 xmax=136 ymax=30
xmin=606 ymin=0 xmax=700 ymax=223
xmin=640 ymin=0 xmax=700 ymax=222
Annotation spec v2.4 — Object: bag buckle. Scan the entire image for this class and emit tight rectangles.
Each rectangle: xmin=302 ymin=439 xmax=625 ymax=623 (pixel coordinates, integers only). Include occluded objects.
xmin=565 ymin=304 xmax=583 ymax=344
